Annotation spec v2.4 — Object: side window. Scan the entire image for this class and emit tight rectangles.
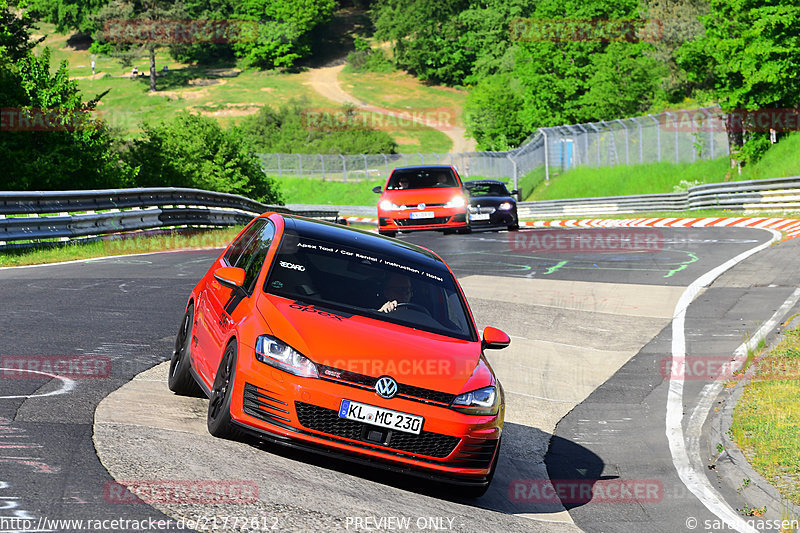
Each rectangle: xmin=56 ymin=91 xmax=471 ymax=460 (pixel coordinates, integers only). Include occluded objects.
xmin=225 ymin=219 xmax=266 ymax=267
xmin=224 ymin=219 xmax=275 ymax=294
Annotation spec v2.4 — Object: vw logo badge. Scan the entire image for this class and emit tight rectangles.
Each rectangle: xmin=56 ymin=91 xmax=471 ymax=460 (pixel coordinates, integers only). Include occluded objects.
xmin=375 ymin=376 xmax=398 ymax=399
xmin=417 ymin=203 xmax=426 ymax=210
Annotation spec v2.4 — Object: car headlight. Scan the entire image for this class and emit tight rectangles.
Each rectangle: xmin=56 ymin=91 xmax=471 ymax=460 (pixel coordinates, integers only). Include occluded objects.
xmin=450 ymin=386 xmax=499 ymax=415
xmin=444 ymin=195 xmax=466 ymax=208
xmin=498 ymin=202 xmax=513 ymax=211
xmin=380 ymin=200 xmax=403 ymax=211
xmin=255 ymin=335 xmax=318 ymax=378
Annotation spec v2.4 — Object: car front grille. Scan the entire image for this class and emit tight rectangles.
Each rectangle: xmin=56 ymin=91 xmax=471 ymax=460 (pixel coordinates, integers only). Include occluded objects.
xmin=294 ymin=402 xmax=460 ymax=459
xmin=316 ymin=365 xmax=456 ymax=406
xmin=395 ymin=217 xmax=450 ymax=226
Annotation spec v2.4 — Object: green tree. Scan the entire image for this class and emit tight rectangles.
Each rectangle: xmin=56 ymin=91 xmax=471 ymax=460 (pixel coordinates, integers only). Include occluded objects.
xmin=1 ymin=0 xmax=41 ymax=62
xmin=373 ymin=0 xmax=471 ymax=85
xmin=1 ymin=50 xmax=136 ymax=190
xmin=678 ymin=0 xmax=800 ymax=163
xmin=513 ymin=0 xmax=651 ymax=129
xmin=463 ymin=73 xmax=527 ymax=150
xmin=641 ymin=0 xmax=708 ymax=101
xmin=127 ymin=112 xmax=283 ymax=204
xmin=580 ymin=43 xmax=666 ymax=119
xmin=92 ymin=0 xmax=188 ymax=92
xmin=238 ymin=100 xmax=398 ymax=154
xmin=456 ymin=0 xmax=537 ymax=84
xmin=23 ymin=0 xmax=109 ymax=34
xmin=231 ymin=0 xmax=336 ymax=68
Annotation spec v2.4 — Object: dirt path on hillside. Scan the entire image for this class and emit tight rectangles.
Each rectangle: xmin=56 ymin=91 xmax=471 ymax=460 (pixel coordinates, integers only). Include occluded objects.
xmin=305 ymin=64 xmax=476 ymax=154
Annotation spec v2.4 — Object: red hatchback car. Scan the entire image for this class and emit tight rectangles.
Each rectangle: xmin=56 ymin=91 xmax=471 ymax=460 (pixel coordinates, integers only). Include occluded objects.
xmin=373 ymin=165 xmax=470 ymax=237
xmin=169 ymin=213 xmax=510 ymax=496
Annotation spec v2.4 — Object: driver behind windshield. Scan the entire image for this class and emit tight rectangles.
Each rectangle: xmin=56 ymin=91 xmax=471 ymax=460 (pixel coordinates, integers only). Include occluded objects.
xmin=378 ymin=273 xmax=412 ymax=313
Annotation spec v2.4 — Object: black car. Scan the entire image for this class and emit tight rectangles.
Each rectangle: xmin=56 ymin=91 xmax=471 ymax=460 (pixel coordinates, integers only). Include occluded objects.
xmin=464 ymin=180 xmax=519 ymax=231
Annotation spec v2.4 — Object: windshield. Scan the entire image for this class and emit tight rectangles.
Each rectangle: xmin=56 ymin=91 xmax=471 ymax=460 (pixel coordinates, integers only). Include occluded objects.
xmin=264 ymin=230 xmax=475 ymax=340
xmin=387 ymin=168 xmax=458 ymax=189
xmin=467 ymin=183 xmax=510 ymax=197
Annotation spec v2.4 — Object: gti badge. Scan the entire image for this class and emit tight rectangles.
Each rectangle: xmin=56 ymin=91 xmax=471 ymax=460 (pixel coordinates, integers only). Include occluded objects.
xmin=375 ymin=376 xmax=398 ymax=399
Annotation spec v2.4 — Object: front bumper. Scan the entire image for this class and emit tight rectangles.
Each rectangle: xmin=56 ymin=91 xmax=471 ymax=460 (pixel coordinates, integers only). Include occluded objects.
xmin=378 ymin=208 xmax=468 ymax=232
xmin=229 ymin=358 xmax=502 ymax=481
xmin=468 ymin=208 xmax=518 ymax=227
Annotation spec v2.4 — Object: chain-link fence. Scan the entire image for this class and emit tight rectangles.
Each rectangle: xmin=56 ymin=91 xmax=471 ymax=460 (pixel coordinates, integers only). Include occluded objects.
xmin=257 ymin=106 xmax=730 ymax=192
xmin=255 ymin=152 xmax=517 ymax=183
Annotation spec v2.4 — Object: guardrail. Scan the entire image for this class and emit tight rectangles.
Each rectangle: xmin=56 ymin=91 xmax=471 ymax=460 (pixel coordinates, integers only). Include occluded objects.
xmin=300 ymin=176 xmax=800 ymax=221
xmin=517 ymin=176 xmax=800 ymax=218
xmin=0 ymin=188 xmax=339 ymax=248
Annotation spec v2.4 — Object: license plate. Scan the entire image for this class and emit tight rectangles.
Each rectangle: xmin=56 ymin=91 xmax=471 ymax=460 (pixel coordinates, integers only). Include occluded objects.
xmin=409 ymin=211 xmax=435 ymax=219
xmin=338 ymin=400 xmax=424 ymax=435
xmin=470 ymin=213 xmax=491 ymax=221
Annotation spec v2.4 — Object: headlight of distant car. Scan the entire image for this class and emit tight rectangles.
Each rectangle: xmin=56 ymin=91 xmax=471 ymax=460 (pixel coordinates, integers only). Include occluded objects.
xmin=498 ymin=202 xmax=514 ymax=211
xmin=379 ymin=200 xmax=404 ymax=211
xmin=444 ymin=196 xmax=466 ymax=209
xmin=450 ymin=386 xmax=499 ymax=415
xmin=255 ymin=335 xmax=319 ymax=378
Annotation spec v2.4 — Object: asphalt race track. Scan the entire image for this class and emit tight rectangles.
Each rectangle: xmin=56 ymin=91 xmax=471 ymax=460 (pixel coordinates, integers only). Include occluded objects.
xmin=2 ymin=225 xmax=800 ymax=532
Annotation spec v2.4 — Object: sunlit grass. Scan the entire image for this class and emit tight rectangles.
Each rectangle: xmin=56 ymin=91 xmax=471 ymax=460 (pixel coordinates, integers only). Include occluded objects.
xmin=731 ymin=322 xmax=800 ymax=506
xmin=0 ymin=228 xmax=243 ymax=267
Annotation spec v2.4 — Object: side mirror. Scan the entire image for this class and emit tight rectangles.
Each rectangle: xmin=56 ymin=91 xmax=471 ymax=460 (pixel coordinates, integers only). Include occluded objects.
xmin=372 ymin=186 xmax=383 ymax=194
xmin=482 ymin=326 xmax=510 ymax=350
xmin=213 ymin=266 xmax=245 ymax=290
xmin=510 ymin=189 xmax=519 ymax=196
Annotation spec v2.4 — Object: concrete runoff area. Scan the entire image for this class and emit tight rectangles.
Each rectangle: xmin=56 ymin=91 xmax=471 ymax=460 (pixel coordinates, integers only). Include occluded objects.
xmin=94 ymin=276 xmax=685 ymax=528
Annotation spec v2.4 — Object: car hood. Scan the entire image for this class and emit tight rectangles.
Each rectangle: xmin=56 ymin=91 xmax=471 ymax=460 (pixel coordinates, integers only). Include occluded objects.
xmin=468 ymin=195 xmax=514 ymax=206
xmin=257 ymin=296 xmax=481 ymax=394
xmin=382 ymin=187 xmax=464 ymax=206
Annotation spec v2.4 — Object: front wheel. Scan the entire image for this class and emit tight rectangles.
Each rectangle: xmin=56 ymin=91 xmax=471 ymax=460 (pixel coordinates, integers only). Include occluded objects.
xmin=168 ymin=303 xmax=202 ymax=395
xmin=207 ymin=341 xmax=242 ymax=439
xmin=379 ymin=230 xmax=397 ymax=238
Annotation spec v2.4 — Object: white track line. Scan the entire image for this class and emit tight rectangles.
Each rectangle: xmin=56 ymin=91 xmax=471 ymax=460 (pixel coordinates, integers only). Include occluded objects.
xmin=666 ymin=228 xmax=781 ymax=532
xmin=0 ymin=368 xmax=76 ymax=399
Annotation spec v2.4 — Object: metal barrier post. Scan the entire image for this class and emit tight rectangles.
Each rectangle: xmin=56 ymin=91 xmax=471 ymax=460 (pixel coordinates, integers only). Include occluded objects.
xmin=540 ymin=128 xmax=550 ymax=181
xmin=647 ymin=114 xmax=661 ymax=162
xmin=616 ymin=119 xmax=630 ymax=165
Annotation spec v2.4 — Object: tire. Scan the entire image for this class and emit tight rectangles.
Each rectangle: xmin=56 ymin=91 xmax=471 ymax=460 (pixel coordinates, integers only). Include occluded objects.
xmin=379 ymin=230 xmax=397 ymax=238
xmin=207 ymin=341 xmax=243 ymax=439
xmin=456 ymin=226 xmax=472 ymax=235
xmin=508 ymin=223 xmax=519 ymax=231
xmin=168 ymin=303 xmax=202 ymax=395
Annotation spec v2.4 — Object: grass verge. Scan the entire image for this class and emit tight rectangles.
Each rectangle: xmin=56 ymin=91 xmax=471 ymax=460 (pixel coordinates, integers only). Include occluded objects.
xmin=0 ymin=228 xmax=243 ymax=268
xmin=274 ymin=176 xmax=384 ymax=205
xmin=524 ymin=132 xmax=800 ymax=202
xmin=730 ymin=319 xmax=800 ymax=506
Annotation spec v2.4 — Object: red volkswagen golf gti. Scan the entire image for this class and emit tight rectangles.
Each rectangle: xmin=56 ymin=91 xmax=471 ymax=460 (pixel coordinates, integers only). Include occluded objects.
xmin=373 ymin=165 xmax=470 ymax=237
xmin=169 ymin=213 xmax=510 ymax=496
